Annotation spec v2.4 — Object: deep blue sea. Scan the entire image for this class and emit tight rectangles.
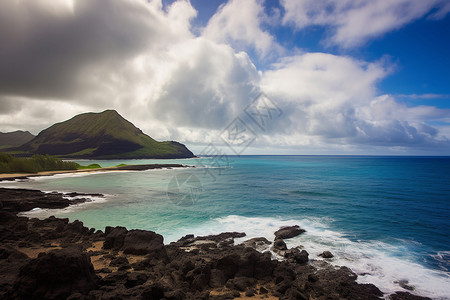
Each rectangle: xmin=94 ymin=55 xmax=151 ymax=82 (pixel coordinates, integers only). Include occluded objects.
xmin=1 ymin=156 xmax=449 ymax=298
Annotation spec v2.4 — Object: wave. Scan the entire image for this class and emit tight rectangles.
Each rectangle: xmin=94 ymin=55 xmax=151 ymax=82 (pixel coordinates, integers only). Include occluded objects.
xmin=18 ymin=192 xmax=113 ymax=218
xmin=165 ymin=215 xmax=450 ymax=300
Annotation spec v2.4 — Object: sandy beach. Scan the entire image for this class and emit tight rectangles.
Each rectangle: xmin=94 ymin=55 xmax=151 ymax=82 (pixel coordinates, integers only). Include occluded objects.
xmin=0 ymin=164 xmax=190 ymax=181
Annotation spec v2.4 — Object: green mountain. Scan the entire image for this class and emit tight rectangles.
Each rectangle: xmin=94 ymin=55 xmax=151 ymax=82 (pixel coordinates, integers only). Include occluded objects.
xmin=19 ymin=110 xmax=194 ymax=159
xmin=0 ymin=131 xmax=35 ymax=148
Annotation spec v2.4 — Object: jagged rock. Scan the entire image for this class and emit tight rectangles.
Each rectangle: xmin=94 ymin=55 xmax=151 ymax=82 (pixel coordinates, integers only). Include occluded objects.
xmin=273 ymin=238 xmax=288 ymax=251
xmin=284 ymin=248 xmax=309 ymax=264
xmin=109 ymin=255 xmax=129 ymax=267
xmin=282 ymin=287 xmax=308 ymax=300
xmin=241 ymin=237 xmax=271 ymax=251
xmin=14 ymin=247 xmax=97 ymax=299
xmin=209 ymin=269 xmax=227 ymax=287
xmin=274 ymin=225 xmax=306 ymax=240
xmin=172 ymin=232 xmax=246 ymax=248
xmin=0 ymin=188 xmax=88 ymax=213
xmin=125 ymin=272 xmax=147 ymax=288
xmin=0 ymin=247 xmax=28 ymax=260
xmin=103 ymin=226 xmax=127 ymax=250
xmin=227 ymin=276 xmax=257 ymax=291
xmin=122 ymin=229 xmax=166 ymax=257
xmin=319 ymin=250 xmax=334 ymax=258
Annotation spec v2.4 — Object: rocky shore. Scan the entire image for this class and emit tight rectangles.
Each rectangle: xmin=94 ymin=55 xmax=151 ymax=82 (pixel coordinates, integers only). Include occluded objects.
xmin=0 ymin=188 xmax=431 ymax=300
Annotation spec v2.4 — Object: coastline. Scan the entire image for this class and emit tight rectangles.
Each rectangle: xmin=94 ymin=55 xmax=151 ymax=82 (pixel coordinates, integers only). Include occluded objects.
xmin=0 ymin=187 xmax=433 ymax=300
xmin=0 ymin=164 xmax=191 ymax=182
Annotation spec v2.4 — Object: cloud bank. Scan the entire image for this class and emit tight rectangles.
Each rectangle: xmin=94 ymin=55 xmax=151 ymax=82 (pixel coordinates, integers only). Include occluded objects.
xmin=0 ymin=0 xmax=448 ymax=154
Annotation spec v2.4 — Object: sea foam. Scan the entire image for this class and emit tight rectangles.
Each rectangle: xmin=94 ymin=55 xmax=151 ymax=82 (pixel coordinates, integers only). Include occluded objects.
xmin=165 ymin=215 xmax=450 ymax=300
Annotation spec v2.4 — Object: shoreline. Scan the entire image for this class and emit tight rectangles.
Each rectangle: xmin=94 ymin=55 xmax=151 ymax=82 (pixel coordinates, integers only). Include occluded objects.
xmin=0 ymin=164 xmax=192 ymax=181
xmin=0 ymin=187 xmax=433 ymax=300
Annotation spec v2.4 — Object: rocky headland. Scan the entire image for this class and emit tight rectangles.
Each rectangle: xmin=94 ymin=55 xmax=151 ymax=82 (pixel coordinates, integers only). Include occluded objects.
xmin=0 ymin=188 xmax=431 ymax=300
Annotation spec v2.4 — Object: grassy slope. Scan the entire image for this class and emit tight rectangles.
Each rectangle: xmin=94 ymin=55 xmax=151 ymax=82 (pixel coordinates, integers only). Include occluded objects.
xmin=20 ymin=110 xmax=194 ymax=159
xmin=0 ymin=131 xmax=35 ymax=148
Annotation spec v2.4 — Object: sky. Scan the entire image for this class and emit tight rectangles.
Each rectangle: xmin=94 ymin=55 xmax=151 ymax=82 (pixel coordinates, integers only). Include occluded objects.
xmin=0 ymin=0 xmax=449 ymax=155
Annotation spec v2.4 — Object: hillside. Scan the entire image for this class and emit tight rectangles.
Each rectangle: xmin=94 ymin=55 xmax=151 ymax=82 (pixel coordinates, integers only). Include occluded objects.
xmin=19 ymin=110 xmax=194 ymax=159
xmin=0 ymin=131 xmax=35 ymax=148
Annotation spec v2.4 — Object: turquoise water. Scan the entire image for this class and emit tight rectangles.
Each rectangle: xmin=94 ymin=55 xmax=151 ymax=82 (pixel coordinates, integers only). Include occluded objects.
xmin=2 ymin=156 xmax=449 ymax=298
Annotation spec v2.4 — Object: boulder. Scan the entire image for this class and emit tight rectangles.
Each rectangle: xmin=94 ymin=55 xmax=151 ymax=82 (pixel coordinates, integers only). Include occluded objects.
xmin=294 ymin=250 xmax=309 ymax=264
xmin=319 ymin=251 xmax=334 ymax=258
xmin=241 ymin=237 xmax=271 ymax=251
xmin=103 ymin=226 xmax=127 ymax=250
xmin=14 ymin=247 xmax=97 ymax=299
xmin=122 ymin=229 xmax=166 ymax=258
xmin=272 ymin=238 xmax=287 ymax=251
xmin=274 ymin=225 xmax=305 ymax=240
xmin=284 ymin=248 xmax=309 ymax=263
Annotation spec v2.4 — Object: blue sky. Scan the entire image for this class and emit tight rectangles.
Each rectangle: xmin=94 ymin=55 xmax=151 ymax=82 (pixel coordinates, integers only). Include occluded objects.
xmin=0 ymin=0 xmax=449 ymax=155
xmin=182 ymin=0 xmax=450 ymax=102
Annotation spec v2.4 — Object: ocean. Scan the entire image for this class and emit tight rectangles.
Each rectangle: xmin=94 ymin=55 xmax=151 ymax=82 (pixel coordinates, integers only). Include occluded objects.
xmin=1 ymin=156 xmax=449 ymax=299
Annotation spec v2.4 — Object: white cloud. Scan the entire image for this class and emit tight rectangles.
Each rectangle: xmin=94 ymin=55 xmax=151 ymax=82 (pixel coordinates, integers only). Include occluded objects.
xmin=281 ymin=0 xmax=450 ymax=48
xmin=396 ymin=93 xmax=450 ymax=100
xmin=0 ymin=0 xmax=262 ymax=143
xmin=203 ymin=0 xmax=281 ymax=57
xmin=0 ymin=0 xmax=448 ymax=154
xmin=260 ymin=53 xmax=449 ymax=148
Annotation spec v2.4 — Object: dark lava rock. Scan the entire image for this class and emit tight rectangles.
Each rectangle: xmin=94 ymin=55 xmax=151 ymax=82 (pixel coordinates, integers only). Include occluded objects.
xmin=389 ymin=291 xmax=432 ymax=300
xmin=122 ymin=229 xmax=166 ymax=256
xmin=241 ymin=237 xmax=271 ymax=251
xmin=309 ymin=266 xmax=383 ymax=300
xmin=274 ymin=225 xmax=306 ymax=240
xmin=245 ymin=288 xmax=256 ymax=297
xmin=0 ymin=247 xmax=28 ymax=260
xmin=295 ymin=250 xmax=309 ymax=264
xmin=209 ymin=269 xmax=227 ymax=287
xmin=284 ymin=248 xmax=309 ymax=264
xmin=282 ymin=287 xmax=308 ymax=300
xmin=96 ymin=268 xmax=112 ymax=274
xmin=103 ymin=226 xmax=127 ymax=250
xmin=214 ymin=247 xmax=274 ymax=281
xmin=319 ymin=250 xmax=334 ymax=258
xmin=109 ymin=255 xmax=129 ymax=267
xmin=0 ymin=188 xmax=87 ymax=213
xmin=14 ymin=247 xmax=97 ymax=299
xmin=226 ymin=276 xmax=257 ymax=291
xmin=125 ymin=272 xmax=148 ymax=288
xmin=173 ymin=232 xmax=246 ymax=248
xmin=273 ymin=238 xmax=288 ymax=251
xmin=176 ymin=234 xmax=195 ymax=245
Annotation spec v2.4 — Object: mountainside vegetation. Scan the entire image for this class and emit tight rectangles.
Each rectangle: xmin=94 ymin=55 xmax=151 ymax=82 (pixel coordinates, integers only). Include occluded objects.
xmin=17 ymin=110 xmax=194 ymax=159
xmin=0 ymin=153 xmax=79 ymax=173
xmin=0 ymin=131 xmax=35 ymax=149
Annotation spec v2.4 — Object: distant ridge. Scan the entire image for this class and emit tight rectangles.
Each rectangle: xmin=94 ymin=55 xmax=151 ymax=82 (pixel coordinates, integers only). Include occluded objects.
xmin=0 ymin=131 xmax=35 ymax=148
xmin=18 ymin=110 xmax=194 ymax=159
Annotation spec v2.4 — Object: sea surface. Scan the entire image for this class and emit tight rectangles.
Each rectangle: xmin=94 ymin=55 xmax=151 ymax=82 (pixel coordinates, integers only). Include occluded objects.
xmin=1 ymin=156 xmax=449 ymax=299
